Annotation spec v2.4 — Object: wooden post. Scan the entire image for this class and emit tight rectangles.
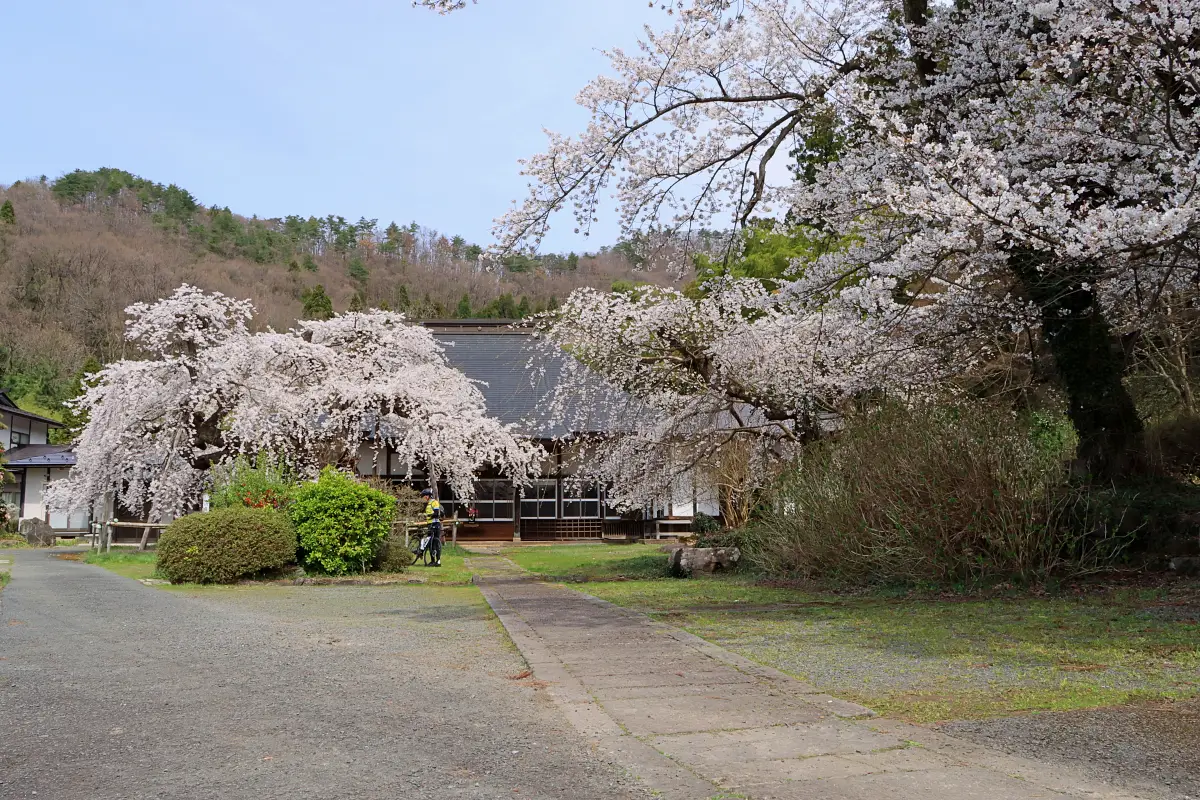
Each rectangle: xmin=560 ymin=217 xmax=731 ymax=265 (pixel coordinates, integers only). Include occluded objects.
xmin=137 ymin=524 xmax=152 ymax=552
xmin=104 ymin=521 xmax=112 ymax=553
xmin=452 ymin=520 xmax=457 ymax=546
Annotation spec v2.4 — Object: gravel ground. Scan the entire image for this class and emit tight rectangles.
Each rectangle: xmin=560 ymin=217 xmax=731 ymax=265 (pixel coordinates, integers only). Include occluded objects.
xmin=943 ymin=701 xmax=1200 ymax=800
xmin=0 ymin=549 xmax=654 ymax=800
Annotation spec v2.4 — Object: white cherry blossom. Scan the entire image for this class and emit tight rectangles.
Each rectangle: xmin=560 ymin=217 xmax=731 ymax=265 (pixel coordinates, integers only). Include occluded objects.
xmin=47 ymin=285 xmax=539 ymax=520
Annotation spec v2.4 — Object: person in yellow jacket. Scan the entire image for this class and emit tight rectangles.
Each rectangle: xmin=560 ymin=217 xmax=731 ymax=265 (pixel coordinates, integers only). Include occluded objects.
xmin=420 ymin=487 xmax=443 ymax=566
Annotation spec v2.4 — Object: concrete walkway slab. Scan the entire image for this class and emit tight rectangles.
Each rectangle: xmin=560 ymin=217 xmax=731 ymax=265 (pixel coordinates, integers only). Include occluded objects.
xmin=471 ymin=555 xmax=1157 ymax=800
xmin=584 ymin=669 xmax=758 ymax=690
xmin=651 ymin=720 xmax=910 ymax=763
xmin=603 ymin=692 xmax=828 ymax=736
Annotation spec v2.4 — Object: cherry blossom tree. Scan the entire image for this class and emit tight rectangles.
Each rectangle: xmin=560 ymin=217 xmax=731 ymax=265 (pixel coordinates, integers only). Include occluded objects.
xmin=46 ymin=285 xmax=539 ymax=520
xmin=425 ymin=0 xmax=1200 ymax=481
xmin=535 ymin=278 xmax=955 ymax=517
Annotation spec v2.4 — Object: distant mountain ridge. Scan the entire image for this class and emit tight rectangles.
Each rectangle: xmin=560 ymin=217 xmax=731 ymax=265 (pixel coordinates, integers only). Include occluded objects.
xmin=0 ymin=168 xmax=686 ymax=414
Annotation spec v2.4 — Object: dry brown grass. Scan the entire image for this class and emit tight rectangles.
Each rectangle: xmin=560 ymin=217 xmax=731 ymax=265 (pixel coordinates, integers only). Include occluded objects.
xmin=752 ymin=403 xmax=1126 ymax=584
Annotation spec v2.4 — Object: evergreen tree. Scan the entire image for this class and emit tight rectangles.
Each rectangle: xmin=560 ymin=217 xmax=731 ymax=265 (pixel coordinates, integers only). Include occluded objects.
xmin=300 ymin=285 xmax=334 ymax=320
xmin=381 ymin=221 xmax=402 ymax=258
xmin=517 ymin=295 xmax=531 ymax=318
xmin=302 ymin=253 xmax=318 ymax=272
xmin=493 ymin=293 xmax=518 ymax=318
xmin=53 ymin=357 xmax=102 ymax=444
xmin=348 ymin=292 xmax=365 ymax=312
xmin=287 ymin=259 xmax=301 ymax=273
xmin=689 ymin=220 xmax=831 ymax=295
xmin=0 ymin=200 xmax=15 ymax=225
xmin=161 ymin=184 xmax=198 ymax=222
xmin=456 ymin=293 xmax=473 ymax=318
xmin=348 ymin=256 xmax=369 ymax=283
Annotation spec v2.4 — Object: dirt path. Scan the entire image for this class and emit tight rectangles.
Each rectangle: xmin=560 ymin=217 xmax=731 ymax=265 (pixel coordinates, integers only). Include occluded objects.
xmin=0 ymin=549 xmax=653 ymax=800
xmin=471 ymin=555 xmax=1157 ymax=800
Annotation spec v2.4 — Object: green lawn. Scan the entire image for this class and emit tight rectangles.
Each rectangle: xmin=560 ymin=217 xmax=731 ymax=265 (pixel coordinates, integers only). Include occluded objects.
xmin=411 ymin=543 xmax=476 ymax=585
xmin=83 ymin=550 xmax=160 ymax=580
xmin=501 ymin=541 xmax=671 ymax=581
xmin=79 ymin=544 xmax=477 ymax=586
xmin=510 ymin=544 xmax=1200 ymax=722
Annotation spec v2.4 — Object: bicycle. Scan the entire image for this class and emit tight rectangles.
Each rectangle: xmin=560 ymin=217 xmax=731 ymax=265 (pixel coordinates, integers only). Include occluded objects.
xmin=410 ymin=523 xmax=443 ymax=566
xmin=411 ymin=531 xmax=432 ymax=566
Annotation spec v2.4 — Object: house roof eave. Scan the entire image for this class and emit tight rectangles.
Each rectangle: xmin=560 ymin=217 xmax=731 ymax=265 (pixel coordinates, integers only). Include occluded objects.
xmin=1 ymin=406 xmax=65 ymax=428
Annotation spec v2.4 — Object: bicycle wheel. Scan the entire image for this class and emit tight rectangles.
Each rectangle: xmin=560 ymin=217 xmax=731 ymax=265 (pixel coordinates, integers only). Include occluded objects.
xmin=416 ymin=536 xmax=433 ymax=566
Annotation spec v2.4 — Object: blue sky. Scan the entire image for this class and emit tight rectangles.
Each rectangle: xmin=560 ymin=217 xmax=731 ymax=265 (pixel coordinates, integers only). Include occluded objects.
xmin=5 ymin=0 xmax=651 ymax=252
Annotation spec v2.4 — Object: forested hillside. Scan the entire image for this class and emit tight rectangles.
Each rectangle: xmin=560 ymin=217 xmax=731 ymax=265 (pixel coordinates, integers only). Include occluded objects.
xmin=0 ymin=169 xmax=686 ymax=415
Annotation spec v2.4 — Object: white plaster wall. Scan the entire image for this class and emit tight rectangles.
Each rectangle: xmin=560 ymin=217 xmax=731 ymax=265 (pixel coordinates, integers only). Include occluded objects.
xmin=652 ymin=478 xmax=720 ymax=518
xmin=0 ymin=411 xmax=10 ymax=450
xmin=47 ymin=468 xmax=88 ymax=530
xmin=386 ymin=452 xmax=428 ymax=479
xmin=695 ymin=491 xmax=721 ymax=517
xmin=20 ymin=468 xmax=90 ymax=531
xmin=691 ymin=479 xmax=721 ymax=517
xmin=30 ymin=420 xmax=49 ymax=445
xmin=21 ymin=468 xmax=46 ymax=521
xmin=356 ymin=443 xmax=383 ymax=477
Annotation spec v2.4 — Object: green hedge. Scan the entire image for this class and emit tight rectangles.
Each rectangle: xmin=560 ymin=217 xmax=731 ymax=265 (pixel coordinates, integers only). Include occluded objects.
xmin=157 ymin=507 xmax=296 ymax=584
xmin=289 ymin=467 xmax=397 ymax=575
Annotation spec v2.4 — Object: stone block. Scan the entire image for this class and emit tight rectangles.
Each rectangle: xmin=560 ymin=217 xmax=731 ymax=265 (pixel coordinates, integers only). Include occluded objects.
xmin=668 ymin=546 xmax=741 ymax=576
xmin=19 ymin=517 xmax=57 ymax=547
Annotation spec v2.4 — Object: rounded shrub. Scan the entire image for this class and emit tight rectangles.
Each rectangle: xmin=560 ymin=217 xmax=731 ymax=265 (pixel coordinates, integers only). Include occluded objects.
xmin=158 ymin=506 xmax=297 ymax=584
xmin=374 ymin=529 xmax=416 ymax=573
xmin=289 ymin=467 xmax=397 ymax=575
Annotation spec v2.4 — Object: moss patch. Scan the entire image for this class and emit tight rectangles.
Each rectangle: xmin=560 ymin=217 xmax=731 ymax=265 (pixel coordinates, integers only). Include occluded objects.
xmin=83 ymin=550 xmax=160 ymax=581
xmin=501 ymin=542 xmax=671 ymax=581
xmin=415 ymin=544 xmax=476 ymax=586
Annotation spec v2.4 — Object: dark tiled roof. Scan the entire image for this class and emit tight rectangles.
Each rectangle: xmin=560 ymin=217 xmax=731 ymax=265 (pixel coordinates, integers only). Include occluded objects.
xmin=432 ymin=332 xmax=632 ymax=439
xmin=3 ymin=443 xmax=76 ymax=467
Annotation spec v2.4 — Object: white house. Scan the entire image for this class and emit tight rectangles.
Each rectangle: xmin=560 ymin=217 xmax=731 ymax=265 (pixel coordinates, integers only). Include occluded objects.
xmin=1 ymin=391 xmax=89 ymax=532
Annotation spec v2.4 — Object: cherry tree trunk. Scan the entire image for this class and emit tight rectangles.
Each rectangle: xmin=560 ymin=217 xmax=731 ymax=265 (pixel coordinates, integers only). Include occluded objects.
xmin=1011 ymin=251 xmax=1143 ymax=481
